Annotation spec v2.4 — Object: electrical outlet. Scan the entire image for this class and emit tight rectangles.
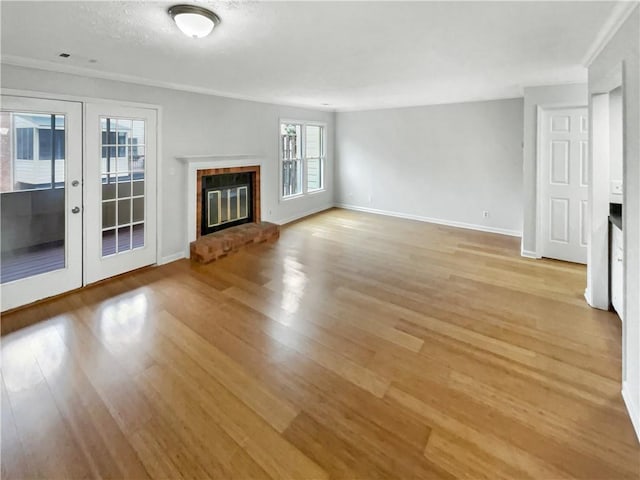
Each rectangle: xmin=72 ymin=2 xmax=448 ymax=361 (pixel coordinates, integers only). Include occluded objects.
xmin=482 ymin=210 xmax=490 ymax=219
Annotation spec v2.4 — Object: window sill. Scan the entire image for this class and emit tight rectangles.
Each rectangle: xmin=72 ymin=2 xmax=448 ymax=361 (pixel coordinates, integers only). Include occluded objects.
xmin=279 ymin=188 xmax=326 ymax=203
xmin=280 ymin=193 xmax=305 ymax=202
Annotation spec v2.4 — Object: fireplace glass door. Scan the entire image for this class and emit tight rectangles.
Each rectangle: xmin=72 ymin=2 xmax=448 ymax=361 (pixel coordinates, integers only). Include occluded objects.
xmin=207 ymin=186 xmax=248 ymax=228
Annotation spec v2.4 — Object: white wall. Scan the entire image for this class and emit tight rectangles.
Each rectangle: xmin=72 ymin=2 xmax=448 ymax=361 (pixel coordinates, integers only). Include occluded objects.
xmin=521 ymin=83 xmax=588 ymax=256
xmin=609 ymin=86 xmax=623 ymax=203
xmin=0 ymin=64 xmax=335 ymax=261
xmin=589 ymin=6 xmax=640 ymax=440
xmin=335 ymin=98 xmax=524 ymax=236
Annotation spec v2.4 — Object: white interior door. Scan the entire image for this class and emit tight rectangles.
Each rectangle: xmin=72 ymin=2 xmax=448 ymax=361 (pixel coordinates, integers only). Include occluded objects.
xmin=540 ymin=107 xmax=589 ymax=264
xmin=84 ymin=103 xmax=157 ymax=284
xmin=0 ymin=96 xmax=83 ymax=311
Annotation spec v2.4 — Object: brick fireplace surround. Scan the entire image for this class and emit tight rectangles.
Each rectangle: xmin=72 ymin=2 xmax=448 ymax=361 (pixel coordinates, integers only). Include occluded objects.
xmin=189 ymin=163 xmax=279 ymax=264
xmin=195 ymin=165 xmax=261 ymax=239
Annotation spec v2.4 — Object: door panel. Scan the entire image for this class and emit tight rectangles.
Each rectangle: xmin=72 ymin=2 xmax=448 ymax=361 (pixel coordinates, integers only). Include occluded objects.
xmin=541 ymin=107 xmax=588 ymax=264
xmin=550 ymin=198 xmax=569 ymax=243
xmin=550 ymin=141 xmax=569 ymax=184
xmin=0 ymin=96 xmax=82 ymax=311
xmin=84 ymin=104 xmax=157 ymax=284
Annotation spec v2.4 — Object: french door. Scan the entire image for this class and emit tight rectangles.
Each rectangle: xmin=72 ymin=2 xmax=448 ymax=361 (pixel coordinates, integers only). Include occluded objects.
xmin=0 ymin=97 xmax=157 ymax=311
xmin=0 ymin=96 xmax=83 ymax=311
xmin=84 ymin=103 xmax=157 ymax=284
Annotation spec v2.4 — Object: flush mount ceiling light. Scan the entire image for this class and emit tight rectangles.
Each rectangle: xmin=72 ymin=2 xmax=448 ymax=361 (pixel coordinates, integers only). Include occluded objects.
xmin=168 ymin=4 xmax=220 ymax=39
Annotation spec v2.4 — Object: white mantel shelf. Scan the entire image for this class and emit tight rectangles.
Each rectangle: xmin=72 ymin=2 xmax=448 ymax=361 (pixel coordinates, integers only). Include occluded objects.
xmin=180 ymin=154 xmax=265 ymax=258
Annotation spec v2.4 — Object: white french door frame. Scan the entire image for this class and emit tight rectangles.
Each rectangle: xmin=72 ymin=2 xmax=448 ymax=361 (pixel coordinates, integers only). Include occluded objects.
xmin=535 ymin=103 xmax=588 ymax=260
xmin=0 ymin=95 xmax=83 ymax=311
xmin=84 ymin=103 xmax=158 ymax=284
xmin=1 ymin=88 xmax=163 ymax=293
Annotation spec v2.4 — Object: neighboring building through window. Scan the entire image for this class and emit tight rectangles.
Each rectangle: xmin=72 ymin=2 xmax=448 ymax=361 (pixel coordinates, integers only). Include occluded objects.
xmin=280 ymin=121 xmax=325 ymax=198
xmin=1 ymin=113 xmax=66 ymax=192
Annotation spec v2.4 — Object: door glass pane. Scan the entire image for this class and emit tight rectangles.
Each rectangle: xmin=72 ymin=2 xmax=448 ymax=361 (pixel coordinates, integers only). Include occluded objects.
xmin=102 ymin=229 xmax=116 ymax=256
xmin=132 ymin=224 xmax=144 ymax=249
xmin=132 ymin=197 xmax=144 ymax=223
xmin=118 ymin=226 xmax=131 ymax=253
xmin=101 ymin=117 xmax=145 ymax=256
xmin=102 ymin=201 xmax=116 ymax=229
xmin=220 ymin=189 xmax=229 ymax=223
xmin=118 ymin=199 xmax=131 ymax=225
xmin=1 ymin=111 xmax=67 ymax=283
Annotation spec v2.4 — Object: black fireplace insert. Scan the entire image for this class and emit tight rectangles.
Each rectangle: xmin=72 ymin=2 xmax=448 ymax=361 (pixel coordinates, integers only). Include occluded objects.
xmin=201 ymin=172 xmax=253 ymax=235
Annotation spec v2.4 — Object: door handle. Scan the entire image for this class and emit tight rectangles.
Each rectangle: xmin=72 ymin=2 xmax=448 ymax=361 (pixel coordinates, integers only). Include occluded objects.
xmin=72 ymin=180 xmax=80 ymax=187
xmin=72 ymin=206 xmax=81 ymax=214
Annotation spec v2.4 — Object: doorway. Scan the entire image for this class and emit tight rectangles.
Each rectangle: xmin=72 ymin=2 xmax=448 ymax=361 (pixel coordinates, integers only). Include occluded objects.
xmin=0 ymin=96 xmax=158 ymax=311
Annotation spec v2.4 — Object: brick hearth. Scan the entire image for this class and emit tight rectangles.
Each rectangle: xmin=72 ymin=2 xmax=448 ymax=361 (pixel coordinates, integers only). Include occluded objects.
xmin=190 ymin=222 xmax=280 ymax=264
xmin=190 ymin=163 xmax=278 ymax=263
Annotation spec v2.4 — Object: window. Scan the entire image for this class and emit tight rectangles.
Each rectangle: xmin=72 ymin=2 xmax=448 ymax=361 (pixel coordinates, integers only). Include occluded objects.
xmin=1 ymin=113 xmax=66 ymax=193
xmin=280 ymin=121 xmax=326 ymax=198
xmin=16 ymin=128 xmax=34 ymax=160
xmin=38 ymin=128 xmax=65 ymax=161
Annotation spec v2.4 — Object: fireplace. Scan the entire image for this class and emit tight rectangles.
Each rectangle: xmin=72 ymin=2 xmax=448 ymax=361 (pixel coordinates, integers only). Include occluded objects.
xmin=182 ymin=157 xmax=277 ymax=264
xmin=201 ymin=172 xmax=253 ymax=235
xmin=195 ymin=165 xmax=261 ymax=238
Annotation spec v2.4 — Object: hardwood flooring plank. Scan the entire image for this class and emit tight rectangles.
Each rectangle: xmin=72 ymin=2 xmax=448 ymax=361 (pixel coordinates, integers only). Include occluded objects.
xmin=1 ymin=209 xmax=636 ymax=479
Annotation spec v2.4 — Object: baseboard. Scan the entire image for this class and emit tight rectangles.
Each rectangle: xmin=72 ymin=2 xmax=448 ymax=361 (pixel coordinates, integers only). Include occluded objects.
xmin=274 ymin=204 xmax=334 ymax=226
xmin=335 ymin=203 xmax=522 ymax=237
xmin=622 ymin=382 xmax=640 ymax=443
xmin=521 ymin=249 xmax=540 ymax=259
xmin=159 ymin=251 xmax=186 ymax=265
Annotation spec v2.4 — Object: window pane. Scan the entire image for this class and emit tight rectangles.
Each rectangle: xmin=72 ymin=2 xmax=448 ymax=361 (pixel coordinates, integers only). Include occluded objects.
xmin=16 ymin=128 xmax=33 ymax=160
xmin=130 ymin=120 xmax=145 ymax=147
xmin=132 ymin=180 xmax=144 ymax=196
xmin=1 ymin=110 xmax=68 ymax=283
xmin=307 ymin=157 xmax=323 ymax=191
xmin=132 ymin=223 xmax=144 ymax=249
xmin=3 ymin=113 xmax=65 ymax=192
xmin=132 ymin=197 xmax=144 ymax=223
xmin=38 ymin=126 xmax=53 ymax=160
xmin=280 ymin=123 xmax=302 ymax=160
xmin=102 ymin=179 xmax=116 ymax=200
xmin=305 ymin=125 xmax=322 ymax=158
xmin=102 ymin=201 xmax=116 ymax=228
xmin=117 ymin=181 xmax=131 ymax=198
xmin=54 ymin=119 xmax=65 ymax=187
xmin=117 ymin=226 xmax=131 ymax=252
xmin=102 ymin=229 xmax=116 ymax=256
xmin=118 ymin=199 xmax=131 ymax=225
xmin=282 ymin=159 xmax=302 ymax=197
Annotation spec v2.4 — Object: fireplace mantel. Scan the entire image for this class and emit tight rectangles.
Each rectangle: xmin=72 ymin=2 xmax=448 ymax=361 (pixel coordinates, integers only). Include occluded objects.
xmin=180 ymin=154 xmax=264 ymax=257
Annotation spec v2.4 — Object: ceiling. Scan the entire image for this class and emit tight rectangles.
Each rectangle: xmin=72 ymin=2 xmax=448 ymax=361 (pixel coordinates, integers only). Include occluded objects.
xmin=0 ymin=1 xmax=621 ymax=111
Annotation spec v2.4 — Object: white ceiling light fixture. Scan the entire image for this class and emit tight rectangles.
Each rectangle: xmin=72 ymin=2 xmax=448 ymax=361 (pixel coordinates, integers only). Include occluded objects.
xmin=168 ymin=4 xmax=220 ymax=39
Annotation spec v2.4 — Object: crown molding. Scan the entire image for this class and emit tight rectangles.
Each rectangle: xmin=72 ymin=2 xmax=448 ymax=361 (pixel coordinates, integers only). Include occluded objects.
xmin=582 ymin=1 xmax=639 ymax=67
xmin=333 ymin=94 xmax=525 ymax=113
xmin=0 ymin=54 xmax=336 ymax=113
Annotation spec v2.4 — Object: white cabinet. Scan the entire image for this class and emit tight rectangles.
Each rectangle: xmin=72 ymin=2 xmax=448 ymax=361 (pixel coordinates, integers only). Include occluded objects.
xmin=611 ymin=223 xmax=623 ymax=319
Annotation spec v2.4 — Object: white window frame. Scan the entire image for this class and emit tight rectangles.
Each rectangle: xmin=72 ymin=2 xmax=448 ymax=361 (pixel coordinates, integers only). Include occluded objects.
xmin=279 ymin=119 xmax=326 ymax=201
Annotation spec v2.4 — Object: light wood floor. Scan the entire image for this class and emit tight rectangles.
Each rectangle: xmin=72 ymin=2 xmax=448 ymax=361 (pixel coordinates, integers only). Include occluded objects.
xmin=1 ymin=209 xmax=638 ymax=479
